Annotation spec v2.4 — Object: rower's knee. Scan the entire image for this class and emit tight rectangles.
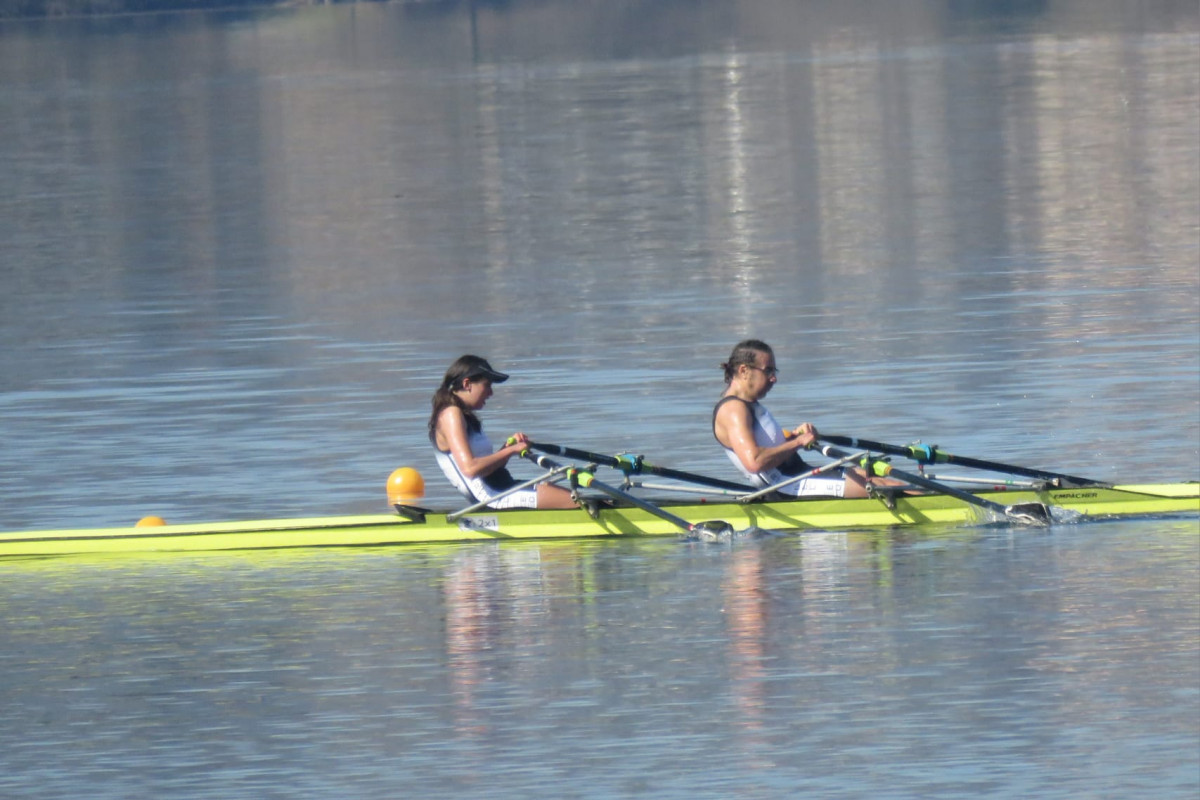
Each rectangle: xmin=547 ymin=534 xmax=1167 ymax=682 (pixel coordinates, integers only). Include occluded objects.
xmin=842 ymin=470 xmax=871 ymax=499
xmin=536 ymin=483 xmax=579 ymax=509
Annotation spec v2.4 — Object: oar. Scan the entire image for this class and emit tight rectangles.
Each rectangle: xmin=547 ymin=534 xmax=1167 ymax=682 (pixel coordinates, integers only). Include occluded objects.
xmin=528 ymin=442 xmax=755 ymax=492
xmin=446 ymin=464 xmax=574 ymax=521
xmin=820 ymin=435 xmax=1109 ymax=488
xmin=736 ymin=449 xmax=869 ymax=502
xmin=817 ymin=444 xmax=1053 ymax=526
xmin=624 ymin=481 xmax=745 ymax=497
xmin=523 ymin=453 xmax=736 ymax=538
xmin=921 ymin=474 xmax=1044 ymax=489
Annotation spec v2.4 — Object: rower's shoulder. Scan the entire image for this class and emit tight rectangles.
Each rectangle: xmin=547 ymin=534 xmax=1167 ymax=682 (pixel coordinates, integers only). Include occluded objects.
xmin=714 ymin=394 xmax=754 ymax=415
xmin=715 ymin=393 xmax=752 ymax=408
xmin=435 ymin=405 xmax=471 ymax=441
xmin=713 ymin=395 xmax=755 ymax=434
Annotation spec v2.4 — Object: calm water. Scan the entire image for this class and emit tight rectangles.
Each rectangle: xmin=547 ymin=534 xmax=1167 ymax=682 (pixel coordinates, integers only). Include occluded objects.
xmin=2 ymin=522 xmax=1198 ymax=799
xmin=1 ymin=0 xmax=1198 ymax=797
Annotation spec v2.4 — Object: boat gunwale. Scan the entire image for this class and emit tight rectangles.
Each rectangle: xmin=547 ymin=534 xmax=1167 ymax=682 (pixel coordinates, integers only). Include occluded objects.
xmin=2 ymin=483 xmax=1195 ymax=544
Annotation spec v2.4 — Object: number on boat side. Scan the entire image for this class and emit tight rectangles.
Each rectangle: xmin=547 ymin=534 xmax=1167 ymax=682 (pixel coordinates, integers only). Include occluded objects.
xmin=457 ymin=516 xmax=501 ymax=532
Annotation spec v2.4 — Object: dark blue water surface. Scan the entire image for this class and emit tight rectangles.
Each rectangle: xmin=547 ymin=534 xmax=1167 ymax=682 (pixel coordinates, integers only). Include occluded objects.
xmin=1 ymin=1 xmax=1197 ymax=797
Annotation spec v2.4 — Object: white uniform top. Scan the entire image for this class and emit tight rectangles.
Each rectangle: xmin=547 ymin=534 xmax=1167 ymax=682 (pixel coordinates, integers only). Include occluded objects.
xmin=433 ymin=428 xmax=540 ymax=509
xmin=715 ymin=397 xmax=845 ymax=498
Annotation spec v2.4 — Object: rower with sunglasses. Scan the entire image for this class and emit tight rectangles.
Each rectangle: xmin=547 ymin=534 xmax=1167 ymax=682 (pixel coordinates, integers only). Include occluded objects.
xmin=713 ymin=339 xmax=898 ymax=499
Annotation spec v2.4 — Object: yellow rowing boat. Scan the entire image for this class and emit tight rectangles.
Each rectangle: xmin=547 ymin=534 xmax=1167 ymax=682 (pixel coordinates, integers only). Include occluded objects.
xmin=1 ymin=483 xmax=1195 ymax=558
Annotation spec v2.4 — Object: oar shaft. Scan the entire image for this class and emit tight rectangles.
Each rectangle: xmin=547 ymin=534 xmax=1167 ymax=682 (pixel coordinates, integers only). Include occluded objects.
xmin=819 ymin=445 xmax=1048 ymax=524
xmin=528 ymin=442 xmax=754 ymax=492
xmin=736 ymin=450 xmax=868 ymax=502
xmin=818 ymin=445 xmax=1005 ymax=512
xmin=525 ymin=453 xmax=729 ymax=535
xmin=446 ymin=465 xmax=571 ymax=520
xmin=528 ymin=441 xmax=619 ymax=466
xmin=585 ymin=477 xmax=700 ymax=532
xmin=923 ymin=474 xmax=1042 ymax=489
xmin=627 ymin=481 xmax=745 ymax=496
xmin=821 ymin=435 xmax=1106 ymax=488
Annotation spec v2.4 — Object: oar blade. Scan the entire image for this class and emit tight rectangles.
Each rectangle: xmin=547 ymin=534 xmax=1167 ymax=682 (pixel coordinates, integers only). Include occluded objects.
xmin=689 ymin=519 xmax=736 ymax=540
xmin=1005 ymin=502 xmax=1053 ymax=526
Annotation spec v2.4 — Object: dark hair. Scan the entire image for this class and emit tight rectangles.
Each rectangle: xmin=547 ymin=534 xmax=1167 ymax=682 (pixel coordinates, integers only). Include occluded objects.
xmin=721 ymin=339 xmax=773 ymax=384
xmin=428 ymin=355 xmax=492 ymax=439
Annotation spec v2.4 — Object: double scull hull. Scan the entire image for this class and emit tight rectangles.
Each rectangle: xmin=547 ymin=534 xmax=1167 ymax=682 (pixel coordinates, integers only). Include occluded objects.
xmin=1 ymin=483 xmax=1196 ymax=558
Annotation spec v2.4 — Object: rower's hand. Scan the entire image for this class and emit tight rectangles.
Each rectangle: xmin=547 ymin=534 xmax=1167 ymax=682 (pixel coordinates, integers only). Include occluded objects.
xmin=788 ymin=422 xmax=818 ymax=450
xmin=504 ymin=433 xmax=531 ymax=456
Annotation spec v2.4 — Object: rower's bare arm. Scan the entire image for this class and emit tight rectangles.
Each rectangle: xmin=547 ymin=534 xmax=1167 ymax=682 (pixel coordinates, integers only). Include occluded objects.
xmin=438 ymin=407 xmax=514 ymax=479
xmin=717 ymin=402 xmax=805 ymax=473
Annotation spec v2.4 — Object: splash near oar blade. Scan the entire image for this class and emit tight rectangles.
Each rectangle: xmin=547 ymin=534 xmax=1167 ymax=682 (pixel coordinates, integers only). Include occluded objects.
xmin=689 ymin=519 xmax=739 ymax=540
xmin=1003 ymin=503 xmax=1053 ymax=526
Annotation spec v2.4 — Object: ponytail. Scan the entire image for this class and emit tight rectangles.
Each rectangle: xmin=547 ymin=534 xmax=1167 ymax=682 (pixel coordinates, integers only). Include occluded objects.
xmin=721 ymin=339 xmax=773 ymax=384
xmin=428 ymin=356 xmax=486 ymax=439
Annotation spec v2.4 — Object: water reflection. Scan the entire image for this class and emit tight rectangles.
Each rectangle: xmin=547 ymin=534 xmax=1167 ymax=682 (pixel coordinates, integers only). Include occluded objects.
xmin=0 ymin=521 xmax=1196 ymax=797
xmin=443 ymin=543 xmax=554 ymax=739
xmin=722 ymin=545 xmax=772 ymax=766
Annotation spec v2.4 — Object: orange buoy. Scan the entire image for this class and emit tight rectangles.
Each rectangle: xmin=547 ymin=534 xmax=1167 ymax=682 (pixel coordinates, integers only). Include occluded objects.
xmin=136 ymin=515 xmax=167 ymax=527
xmin=387 ymin=467 xmax=426 ymax=505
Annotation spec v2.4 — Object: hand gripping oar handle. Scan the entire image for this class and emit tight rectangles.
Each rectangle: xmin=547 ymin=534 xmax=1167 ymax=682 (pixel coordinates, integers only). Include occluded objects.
xmin=818 ymin=445 xmax=1052 ymax=526
xmin=820 ymin=435 xmax=1109 ymax=489
xmin=528 ymin=442 xmax=755 ymax=493
xmin=524 ymin=453 xmax=735 ymax=537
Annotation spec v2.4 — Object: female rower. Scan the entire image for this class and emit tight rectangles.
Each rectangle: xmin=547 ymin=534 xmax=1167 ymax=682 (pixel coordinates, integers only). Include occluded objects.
xmin=713 ymin=339 xmax=900 ymax=499
xmin=429 ymin=354 xmax=578 ymax=509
